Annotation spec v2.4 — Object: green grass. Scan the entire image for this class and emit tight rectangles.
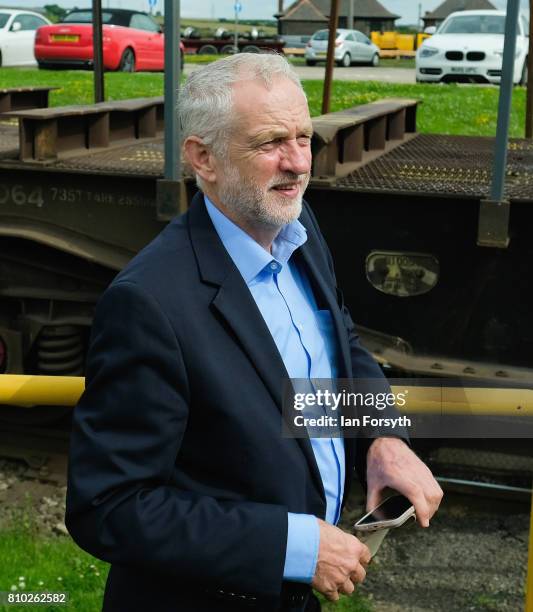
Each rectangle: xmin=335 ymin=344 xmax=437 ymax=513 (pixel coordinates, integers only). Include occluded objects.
xmin=0 ymin=67 xmax=527 ymax=137
xmin=303 ymin=80 xmax=526 ymax=137
xmin=318 ymin=592 xmax=374 ymax=611
xmin=0 ymin=516 xmax=372 ymax=612
xmin=0 ymin=522 xmax=108 ymax=612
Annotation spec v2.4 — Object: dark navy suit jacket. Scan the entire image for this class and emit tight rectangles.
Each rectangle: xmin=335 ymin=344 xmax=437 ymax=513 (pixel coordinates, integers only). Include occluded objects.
xmin=65 ymin=192 xmax=389 ymax=611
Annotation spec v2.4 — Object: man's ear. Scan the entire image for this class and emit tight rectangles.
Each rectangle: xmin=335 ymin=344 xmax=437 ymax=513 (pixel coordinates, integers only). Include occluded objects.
xmin=182 ymin=136 xmax=217 ymax=184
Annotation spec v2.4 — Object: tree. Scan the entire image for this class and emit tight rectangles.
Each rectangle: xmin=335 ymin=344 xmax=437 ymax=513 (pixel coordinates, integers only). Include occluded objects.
xmin=43 ymin=4 xmax=68 ymax=23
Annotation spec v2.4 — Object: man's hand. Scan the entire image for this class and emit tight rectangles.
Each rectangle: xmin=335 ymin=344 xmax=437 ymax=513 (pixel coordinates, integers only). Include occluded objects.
xmin=311 ymin=519 xmax=371 ymax=602
xmin=366 ymin=437 xmax=443 ymax=527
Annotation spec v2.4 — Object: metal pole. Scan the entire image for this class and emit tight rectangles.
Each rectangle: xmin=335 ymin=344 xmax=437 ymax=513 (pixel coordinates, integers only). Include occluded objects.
xmin=164 ymin=0 xmax=180 ymax=182
xmin=348 ymin=0 xmax=354 ymax=30
xmin=234 ymin=6 xmax=239 ymax=55
xmin=322 ymin=0 xmax=340 ymax=115
xmin=92 ymin=0 xmax=105 ymax=103
xmin=525 ymin=0 xmax=533 ymax=138
xmin=156 ymin=0 xmax=187 ymax=219
xmin=477 ymin=0 xmax=520 ymax=248
xmin=490 ymin=0 xmax=520 ymax=202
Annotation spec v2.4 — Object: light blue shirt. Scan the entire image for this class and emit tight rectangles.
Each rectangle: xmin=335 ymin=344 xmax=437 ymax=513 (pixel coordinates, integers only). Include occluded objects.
xmin=204 ymin=196 xmax=345 ymax=583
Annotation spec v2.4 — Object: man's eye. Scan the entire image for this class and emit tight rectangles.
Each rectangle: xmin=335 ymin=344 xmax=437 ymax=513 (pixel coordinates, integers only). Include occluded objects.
xmin=297 ymin=135 xmax=311 ymax=144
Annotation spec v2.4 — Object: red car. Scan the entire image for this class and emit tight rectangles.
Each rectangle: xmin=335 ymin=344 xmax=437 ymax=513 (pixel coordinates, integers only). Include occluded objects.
xmin=35 ymin=8 xmax=184 ymax=72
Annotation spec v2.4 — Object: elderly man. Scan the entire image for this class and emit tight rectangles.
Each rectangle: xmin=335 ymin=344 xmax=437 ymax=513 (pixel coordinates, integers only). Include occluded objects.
xmin=66 ymin=54 xmax=442 ymax=612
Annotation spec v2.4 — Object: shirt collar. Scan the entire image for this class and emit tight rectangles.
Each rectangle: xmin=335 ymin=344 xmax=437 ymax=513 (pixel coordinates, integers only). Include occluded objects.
xmin=204 ymin=194 xmax=307 ymax=284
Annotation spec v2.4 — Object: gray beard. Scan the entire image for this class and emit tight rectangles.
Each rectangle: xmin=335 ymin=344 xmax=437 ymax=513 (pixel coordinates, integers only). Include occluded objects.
xmin=217 ymin=163 xmax=310 ymax=230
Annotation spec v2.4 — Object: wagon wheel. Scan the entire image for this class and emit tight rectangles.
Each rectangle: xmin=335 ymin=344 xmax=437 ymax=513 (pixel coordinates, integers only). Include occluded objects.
xmin=220 ymin=44 xmax=236 ymax=55
xmin=198 ymin=44 xmax=218 ymax=55
xmin=242 ymin=45 xmax=260 ymax=53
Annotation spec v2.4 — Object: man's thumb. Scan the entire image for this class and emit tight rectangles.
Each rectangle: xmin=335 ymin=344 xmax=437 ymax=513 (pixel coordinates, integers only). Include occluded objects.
xmin=365 ymin=488 xmax=382 ymax=513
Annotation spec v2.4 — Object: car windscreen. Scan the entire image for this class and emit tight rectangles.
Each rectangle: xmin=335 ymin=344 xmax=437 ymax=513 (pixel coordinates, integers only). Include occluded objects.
xmin=312 ymin=29 xmax=341 ymax=41
xmin=0 ymin=13 xmax=10 ymax=28
xmin=439 ymin=15 xmax=505 ymax=35
xmin=61 ymin=11 xmax=129 ymax=27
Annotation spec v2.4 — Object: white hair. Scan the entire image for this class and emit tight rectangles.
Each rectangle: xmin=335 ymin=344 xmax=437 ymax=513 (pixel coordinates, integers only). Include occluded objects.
xmin=179 ymin=53 xmax=306 ymax=181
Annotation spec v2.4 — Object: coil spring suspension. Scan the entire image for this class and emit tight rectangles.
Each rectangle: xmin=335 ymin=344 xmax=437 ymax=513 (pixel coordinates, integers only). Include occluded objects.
xmin=37 ymin=325 xmax=85 ymax=376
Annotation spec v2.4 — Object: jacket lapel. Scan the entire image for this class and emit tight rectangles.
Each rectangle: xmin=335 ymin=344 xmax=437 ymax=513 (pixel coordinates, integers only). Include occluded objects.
xmin=187 ymin=193 xmax=326 ymax=507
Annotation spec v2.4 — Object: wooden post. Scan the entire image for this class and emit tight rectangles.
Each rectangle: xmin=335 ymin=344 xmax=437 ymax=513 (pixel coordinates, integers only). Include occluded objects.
xmin=525 ymin=0 xmax=533 ymax=138
xmin=322 ymin=0 xmax=340 ymax=115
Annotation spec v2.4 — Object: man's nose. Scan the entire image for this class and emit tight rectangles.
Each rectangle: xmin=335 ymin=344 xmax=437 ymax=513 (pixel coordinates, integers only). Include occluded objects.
xmin=279 ymin=139 xmax=311 ymax=175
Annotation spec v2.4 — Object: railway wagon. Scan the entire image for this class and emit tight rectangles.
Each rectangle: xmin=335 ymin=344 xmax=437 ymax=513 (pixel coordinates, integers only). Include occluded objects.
xmin=0 ymin=94 xmax=532 ymax=472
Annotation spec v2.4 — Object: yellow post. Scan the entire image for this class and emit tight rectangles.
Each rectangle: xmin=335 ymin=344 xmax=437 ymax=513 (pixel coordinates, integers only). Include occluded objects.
xmin=526 ymin=487 xmax=533 ymax=612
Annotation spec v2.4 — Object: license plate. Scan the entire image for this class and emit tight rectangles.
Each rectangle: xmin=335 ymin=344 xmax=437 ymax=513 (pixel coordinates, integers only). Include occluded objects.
xmin=450 ymin=66 xmax=478 ymax=74
xmin=51 ymin=34 xmax=79 ymax=42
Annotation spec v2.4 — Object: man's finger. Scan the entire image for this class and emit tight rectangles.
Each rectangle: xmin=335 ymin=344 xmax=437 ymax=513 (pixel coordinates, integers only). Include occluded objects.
xmin=349 ymin=563 xmax=367 ymax=585
xmin=365 ymin=487 xmax=384 ymax=513
xmin=339 ymin=579 xmax=355 ymax=596
xmin=325 ymin=589 xmax=340 ymax=602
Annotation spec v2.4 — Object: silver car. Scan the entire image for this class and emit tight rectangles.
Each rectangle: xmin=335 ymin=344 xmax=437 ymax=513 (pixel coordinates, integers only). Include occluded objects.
xmin=305 ymin=28 xmax=380 ymax=67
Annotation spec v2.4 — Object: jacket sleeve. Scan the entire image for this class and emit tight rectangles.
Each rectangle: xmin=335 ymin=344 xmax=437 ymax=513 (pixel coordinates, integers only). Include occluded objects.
xmin=65 ymin=280 xmax=287 ymax=599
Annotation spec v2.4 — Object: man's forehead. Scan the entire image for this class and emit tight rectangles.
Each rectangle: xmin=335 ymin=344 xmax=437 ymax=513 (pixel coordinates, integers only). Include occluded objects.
xmin=231 ymin=77 xmax=311 ymax=130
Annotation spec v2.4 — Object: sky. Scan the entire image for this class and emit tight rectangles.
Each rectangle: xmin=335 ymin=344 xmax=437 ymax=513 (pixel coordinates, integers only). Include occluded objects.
xmin=6 ymin=0 xmax=528 ymax=25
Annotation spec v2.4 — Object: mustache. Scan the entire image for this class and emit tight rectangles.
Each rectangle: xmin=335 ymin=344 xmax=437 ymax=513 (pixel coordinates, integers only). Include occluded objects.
xmin=269 ymin=173 xmax=310 ymax=188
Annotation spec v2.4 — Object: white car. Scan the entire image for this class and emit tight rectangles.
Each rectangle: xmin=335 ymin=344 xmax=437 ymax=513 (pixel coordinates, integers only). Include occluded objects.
xmin=0 ymin=9 xmax=51 ymax=67
xmin=305 ymin=28 xmax=380 ymax=67
xmin=416 ymin=10 xmax=529 ymax=85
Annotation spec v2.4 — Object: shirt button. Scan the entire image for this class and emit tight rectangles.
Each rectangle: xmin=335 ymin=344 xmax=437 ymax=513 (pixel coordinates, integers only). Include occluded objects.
xmin=270 ymin=262 xmax=278 ymax=270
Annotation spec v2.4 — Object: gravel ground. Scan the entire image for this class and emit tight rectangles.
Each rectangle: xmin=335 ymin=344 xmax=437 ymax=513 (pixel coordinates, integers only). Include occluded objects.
xmin=340 ymin=488 xmax=530 ymax=612
xmin=0 ymin=458 xmax=68 ymax=536
xmin=0 ymin=457 xmax=530 ymax=611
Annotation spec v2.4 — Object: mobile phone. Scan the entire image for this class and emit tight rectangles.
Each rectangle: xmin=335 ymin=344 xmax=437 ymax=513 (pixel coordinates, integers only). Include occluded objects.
xmin=353 ymin=494 xmax=415 ymax=532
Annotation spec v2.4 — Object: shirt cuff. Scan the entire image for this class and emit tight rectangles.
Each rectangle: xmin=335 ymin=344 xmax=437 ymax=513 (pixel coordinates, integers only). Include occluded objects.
xmin=282 ymin=513 xmax=320 ymax=583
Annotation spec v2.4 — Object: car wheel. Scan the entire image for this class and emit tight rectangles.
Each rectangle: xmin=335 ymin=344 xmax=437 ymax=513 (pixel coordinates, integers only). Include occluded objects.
xmin=338 ymin=53 xmax=351 ymax=68
xmin=370 ymin=53 xmax=379 ymax=67
xmin=119 ymin=48 xmax=135 ymax=72
xmin=520 ymin=57 xmax=528 ymax=86
xmin=306 ymin=60 xmax=316 ymax=66
xmin=242 ymin=45 xmax=260 ymax=53
xmin=198 ymin=44 xmax=218 ymax=55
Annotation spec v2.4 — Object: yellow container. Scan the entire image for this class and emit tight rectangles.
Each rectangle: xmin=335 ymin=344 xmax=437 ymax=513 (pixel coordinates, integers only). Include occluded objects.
xmin=380 ymin=31 xmax=397 ymax=50
xmin=370 ymin=31 xmax=381 ymax=47
xmin=417 ymin=32 xmax=432 ymax=49
xmin=396 ymin=34 xmax=415 ymax=52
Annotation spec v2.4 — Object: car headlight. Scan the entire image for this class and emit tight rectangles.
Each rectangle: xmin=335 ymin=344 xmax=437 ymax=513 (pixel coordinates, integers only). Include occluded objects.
xmin=419 ymin=46 xmax=439 ymax=58
xmin=493 ymin=49 xmax=522 ymax=58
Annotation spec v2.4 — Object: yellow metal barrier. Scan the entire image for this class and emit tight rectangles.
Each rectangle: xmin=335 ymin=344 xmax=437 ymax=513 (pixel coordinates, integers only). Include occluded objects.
xmin=1 ymin=376 xmax=531 ymax=415
xmin=0 ymin=374 xmax=84 ymax=406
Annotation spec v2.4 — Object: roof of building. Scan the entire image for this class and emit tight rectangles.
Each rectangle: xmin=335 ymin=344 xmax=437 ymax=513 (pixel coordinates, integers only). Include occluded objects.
xmin=280 ymin=0 xmax=327 ymax=22
xmin=280 ymin=0 xmax=400 ymax=21
xmin=424 ymin=0 xmax=497 ymax=20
